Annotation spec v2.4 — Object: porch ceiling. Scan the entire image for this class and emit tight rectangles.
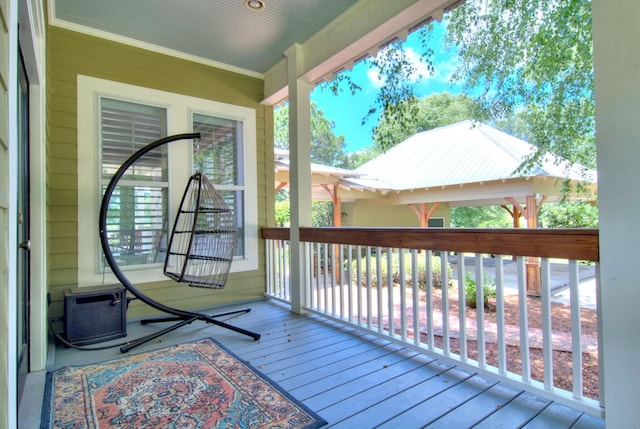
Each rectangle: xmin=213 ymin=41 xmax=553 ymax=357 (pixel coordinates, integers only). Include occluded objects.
xmin=49 ymin=0 xmax=464 ymax=104
xmin=50 ymin=0 xmax=359 ymax=76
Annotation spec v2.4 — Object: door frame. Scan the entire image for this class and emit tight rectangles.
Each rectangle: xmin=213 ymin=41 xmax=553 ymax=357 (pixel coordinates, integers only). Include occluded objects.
xmin=18 ymin=0 xmax=48 ymax=373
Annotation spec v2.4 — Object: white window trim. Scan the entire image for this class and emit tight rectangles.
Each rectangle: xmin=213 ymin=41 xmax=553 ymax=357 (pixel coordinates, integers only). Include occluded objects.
xmin=77 ymin=75 xmax=258 ymax=287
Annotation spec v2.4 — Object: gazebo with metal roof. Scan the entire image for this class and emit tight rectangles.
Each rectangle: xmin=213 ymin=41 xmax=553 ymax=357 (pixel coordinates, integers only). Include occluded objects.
xmin=275 ymin=120 xmax=597 ymax=229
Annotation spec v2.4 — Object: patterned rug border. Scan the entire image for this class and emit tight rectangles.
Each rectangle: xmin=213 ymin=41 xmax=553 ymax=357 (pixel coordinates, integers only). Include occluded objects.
xmin=40 ymin=337 xmax=327 ymax=429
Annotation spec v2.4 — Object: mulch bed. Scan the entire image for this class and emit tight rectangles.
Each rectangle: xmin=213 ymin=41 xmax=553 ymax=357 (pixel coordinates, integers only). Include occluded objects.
xmin=422 ymin=290 xmax=599 ymax=400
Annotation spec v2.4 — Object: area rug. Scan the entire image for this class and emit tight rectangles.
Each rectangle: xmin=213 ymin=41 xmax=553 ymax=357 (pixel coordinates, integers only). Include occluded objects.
xmin=41 ymin=337 xmax=327 ymax=429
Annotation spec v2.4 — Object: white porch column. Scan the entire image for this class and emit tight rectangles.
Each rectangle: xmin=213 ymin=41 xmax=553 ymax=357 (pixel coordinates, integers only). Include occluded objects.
xmin=285 ymin=44 xmax=313 ymax=314
xmin=593 ymin=0 xmax=640 ymax=424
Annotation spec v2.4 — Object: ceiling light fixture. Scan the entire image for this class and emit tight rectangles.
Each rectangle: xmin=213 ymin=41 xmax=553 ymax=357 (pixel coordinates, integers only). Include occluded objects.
xmin=245 ymin=0 xmax=266 ymax=12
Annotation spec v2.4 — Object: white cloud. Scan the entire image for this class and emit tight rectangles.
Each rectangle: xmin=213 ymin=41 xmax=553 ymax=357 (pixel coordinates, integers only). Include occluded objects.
xmin=366 ymin=68 xmax=385 ymax=89
xmin=430 ymin=56 xmax=460 ymax=84
xmin=404 ymin=47 xmax=431 ymax=81
xmin=408 ymin=46 xmax=462 ymax=85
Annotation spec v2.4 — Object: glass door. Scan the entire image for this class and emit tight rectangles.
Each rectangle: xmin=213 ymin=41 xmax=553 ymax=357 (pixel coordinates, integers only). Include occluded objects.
xmin=16 ymin=50 xmax=30 ymax=402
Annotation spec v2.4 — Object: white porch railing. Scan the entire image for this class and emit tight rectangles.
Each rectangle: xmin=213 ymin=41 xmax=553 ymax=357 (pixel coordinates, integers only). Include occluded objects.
xmin=262 ymin=227 xmax=602 ymax=417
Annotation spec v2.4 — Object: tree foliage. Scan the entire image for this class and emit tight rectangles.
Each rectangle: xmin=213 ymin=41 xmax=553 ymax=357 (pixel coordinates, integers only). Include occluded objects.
xmin=539 ymin=202 xmax=598 ymax=228
xmin=275 ymin=200 xmax=290 ymax=226
xmin=451 ymin=202 xmax=599 ymax=229
xmin=450 ymin=206 xmax=512 ymax=228
xmin=375 ymin=92 xmax=486 ymax=145
xmin=274 ymin=102 xmax=350 ymax=168
xmin=311 ymin=201 xmax=335 ymax=227
xmin=345 ymin=148 xmax=381 ymax=169
xmin=273 ymin=106 xmax=289 ymax=149
xmin=365 ymin=41 xmax=422 ymax=152
xmin=446 ymin=0 xmax=595 ymax=170
xmin=274 ymin=199 xmax=336 ymax=227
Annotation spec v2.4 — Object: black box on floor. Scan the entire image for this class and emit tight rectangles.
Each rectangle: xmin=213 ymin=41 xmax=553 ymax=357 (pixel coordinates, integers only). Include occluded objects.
xmin=64 ymin=285 xmax=127 ymax=345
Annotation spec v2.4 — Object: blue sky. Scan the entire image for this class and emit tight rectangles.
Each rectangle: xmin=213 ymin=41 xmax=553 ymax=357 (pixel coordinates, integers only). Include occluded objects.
xmin=310 ymin=21 xmax=465 ymax=153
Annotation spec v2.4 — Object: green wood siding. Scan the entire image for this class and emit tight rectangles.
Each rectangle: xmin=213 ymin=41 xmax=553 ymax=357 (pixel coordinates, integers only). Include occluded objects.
xmin=46 ymin=27 xmax=269 ymax=319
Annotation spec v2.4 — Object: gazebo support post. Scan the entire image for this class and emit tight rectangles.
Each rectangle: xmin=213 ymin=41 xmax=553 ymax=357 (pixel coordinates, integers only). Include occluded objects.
xmin=501 ymin=204 xmax=521 ymax=261
xmin=505 ymin=195 xmax=546 ymax=296
xmin=321 ymin=184 xmax=343 ymax=283
xmin=408 ymin=202 xmax=441 ymax=227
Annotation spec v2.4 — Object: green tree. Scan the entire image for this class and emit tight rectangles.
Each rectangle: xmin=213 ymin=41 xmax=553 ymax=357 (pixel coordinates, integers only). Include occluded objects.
xmin=494 ymin=109 xmax=534 ymax=143
xmin=273 ymin=102 xmax=350 ymax=168
xmin=446 ymin=0 xmax=595 ymax=170
xmin=365 ymin=41 xmax=421 ymax=152
xmin=321 ymin=39 xmax=432 ymax=153
xmin=539 ymin=202 xmax=598 ymax=228
xmin=275 ymin=200 xmax=290 ymax=226
xmin=312 ymin=201 xmax=334 ymax=227
xmin=450 ymin=206 xmax=511 ymax=228
xmin=273 ymin=199 xmax=337 ymax=227
xmin=375 ymin=92 xmax=486 ymax=146
xmin=274 ymin=106 xmax=289 ymax=149
xmin=344 ymin=148 xmax=380 ymax=169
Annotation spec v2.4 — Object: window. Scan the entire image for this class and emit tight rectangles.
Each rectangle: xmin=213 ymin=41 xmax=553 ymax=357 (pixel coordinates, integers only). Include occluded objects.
xmin=192 ymin=114 xmax=245 ymax=257
xmin=100 ymin=98 xmax=168 ymax=268
xmin=428 ymin=218 xmax=444 ymax=227
xmin=78 ymin=76 xmax=257 ymax=286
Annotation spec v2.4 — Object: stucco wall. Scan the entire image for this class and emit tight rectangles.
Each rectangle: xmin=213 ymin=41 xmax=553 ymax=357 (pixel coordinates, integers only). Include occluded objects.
xmin=46 ymin=27 xmax=270 ymax=319
xmin=343 ymin=202 xmax=450 ymax=227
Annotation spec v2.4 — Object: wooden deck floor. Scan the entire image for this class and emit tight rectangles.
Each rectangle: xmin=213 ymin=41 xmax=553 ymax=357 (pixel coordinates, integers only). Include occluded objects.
xmin=45 ymin=299 xmax=605 ymax=428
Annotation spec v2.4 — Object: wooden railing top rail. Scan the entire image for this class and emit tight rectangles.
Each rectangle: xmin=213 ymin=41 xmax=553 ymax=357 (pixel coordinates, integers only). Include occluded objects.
xmin=261 ymin=227 xmax=600 ymax=261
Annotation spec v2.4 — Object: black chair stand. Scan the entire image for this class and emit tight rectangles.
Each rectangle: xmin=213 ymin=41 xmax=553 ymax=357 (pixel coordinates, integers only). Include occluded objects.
xmin=98 ymin=133 xmax=260 ymax=353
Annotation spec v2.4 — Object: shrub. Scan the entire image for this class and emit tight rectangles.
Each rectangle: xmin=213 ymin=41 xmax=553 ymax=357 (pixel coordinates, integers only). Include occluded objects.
xmin=464 ymin=274 xmax=496 ymax=309
xmin=350 ymin=250 xmax=453 ymax=289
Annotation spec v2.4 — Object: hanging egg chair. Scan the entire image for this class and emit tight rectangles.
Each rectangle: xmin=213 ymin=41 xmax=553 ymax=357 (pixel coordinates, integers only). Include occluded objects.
xmin=164 ymin=172 xmax=237 ymax=289
xmin=99 ymin=133 xmax=260 ymax=353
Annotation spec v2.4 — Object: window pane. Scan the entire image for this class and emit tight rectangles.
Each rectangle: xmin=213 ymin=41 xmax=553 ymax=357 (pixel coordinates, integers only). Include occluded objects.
xmin=100 ymin=98 xmax=168 ymax=268
xmin=193 ymin=113 xmax=245 ymax=258
xmin=219 ymin=189 xmax=244 ymax=257
xmin=193 ymin=114 xmax=242 ymax=186
xmin=103 ymin=186 xmax=169 ymax=266
xmin=101 ymin=98 xmax=168 ymax=182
